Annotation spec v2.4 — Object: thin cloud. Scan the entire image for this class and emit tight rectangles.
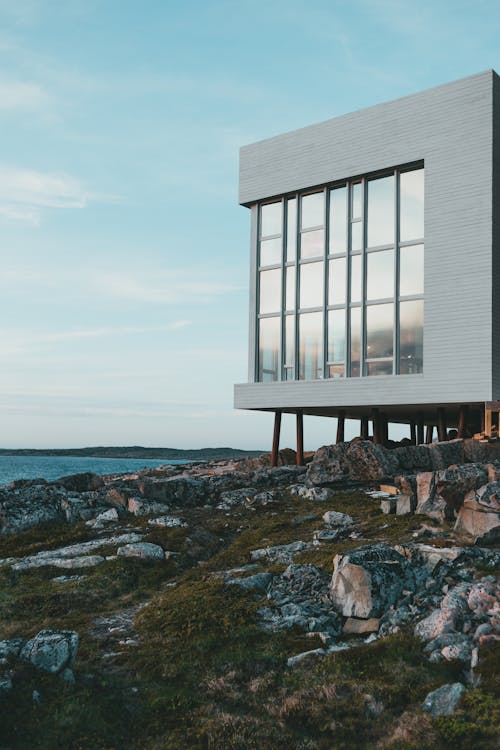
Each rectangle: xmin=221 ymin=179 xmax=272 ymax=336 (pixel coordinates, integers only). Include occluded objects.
xmin=98 ymin=270 xmax=243 ymax=304
xmin=0 ymin=80 xmax=49 ymax=110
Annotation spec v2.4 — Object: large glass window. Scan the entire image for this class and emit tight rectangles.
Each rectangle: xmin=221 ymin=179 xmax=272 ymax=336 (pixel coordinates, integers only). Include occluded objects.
xmin=259 ymin=268 xmax=281 ymax=314
xmin=400 ymin=169 xmax=424 ymax=241
xmin=258 ymin=317 xmax=280 ymax=382
xmin=367 ymin=175 xmax=394 ymax=247
xmin=300 ymin=262 xmax=324 ymax=309
xmin=299 ymin=312 xmax=323 ymax=380
xmin=255 ymin=164 xmax=423 ymax=381
xmin=400 ymin=299 xmax=423 ymax=374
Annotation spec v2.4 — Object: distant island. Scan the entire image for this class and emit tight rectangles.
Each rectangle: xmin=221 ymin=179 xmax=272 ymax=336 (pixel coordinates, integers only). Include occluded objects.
xmin=0 ymin=446 xmax=263 ymax=460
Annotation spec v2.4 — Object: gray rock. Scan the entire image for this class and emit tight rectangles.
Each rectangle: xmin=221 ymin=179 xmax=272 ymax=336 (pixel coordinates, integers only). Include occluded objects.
xmin=85 ymin=507 xmax=118 ymax=528
xmin=127 ymin=497 xmax=170 ymax=516
xmin=304 ymin=444 xmax=349 ymax=485
xmin=415 ymin=472 xmax=446 ymax=520
xmin=8 ymin=533 xmax=143 ymax=571
xmin=251 ymin=491 xmax=275 ymax=505
xmin=148 ymin=515 xmax=187 ymax=528
xmin=20 ymin=630 xmax=78 ymax=674
xmin=0 ymin=676 xmax=12 ymax=693
xmin=287 ymin=648 xmax=325 ymax=667
xmin=330 ymin=544 xmax=413 ymax=619
xmin=217 ymin=488 xmax=258 ymax=510
xmin=415 ymin=582 xmax=471 ymax=641
xmin=56 ymin=472 xmax=104 ymax=493
xmin=117 ymin=542 xmax=165 ymax=560
xmin=226 ymin=572 xmax=273 ymax=593
xmin=422 ymin=683 xmax=466 ymax=716
xmin=322 ymin=510 xmax=353 ymax=527
xmin=290 ymin=485 xmax=335 ymax=502
xmin=250 ymin=540 xmax=311 ymax=563
xmin=0 ymin=638 xmax=25 ymax=658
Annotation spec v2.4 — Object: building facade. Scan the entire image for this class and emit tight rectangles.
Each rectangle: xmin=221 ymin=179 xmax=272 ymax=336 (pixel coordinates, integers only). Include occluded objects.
xmin=234 ymin=70 xmax=500 ymax=462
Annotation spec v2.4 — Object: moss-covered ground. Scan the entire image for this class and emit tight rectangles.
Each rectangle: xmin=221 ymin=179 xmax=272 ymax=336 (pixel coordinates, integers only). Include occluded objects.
xmin=0 ymin=487 xmax=497 ymax=749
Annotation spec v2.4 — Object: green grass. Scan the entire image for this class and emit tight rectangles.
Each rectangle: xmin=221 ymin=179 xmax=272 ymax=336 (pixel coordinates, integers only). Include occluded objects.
xmin=0 ymin=487 xmax=497 ymax=749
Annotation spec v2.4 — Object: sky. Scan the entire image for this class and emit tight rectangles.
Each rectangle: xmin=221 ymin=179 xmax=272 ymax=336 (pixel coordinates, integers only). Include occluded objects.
xmin=0 ymin=0 xmax=499 ymax=450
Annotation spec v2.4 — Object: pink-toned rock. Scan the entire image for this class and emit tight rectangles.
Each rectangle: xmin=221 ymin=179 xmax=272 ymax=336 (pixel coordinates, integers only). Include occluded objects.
xmin=454 ymin=496 xmax=500 ymax=540
xmin=467 ymin=580 xmax=499 ymax=617
xmin=416 ymin=472 xmax=446 ymax=519
xmin=343 ymin=617 xmax=380 ymax=635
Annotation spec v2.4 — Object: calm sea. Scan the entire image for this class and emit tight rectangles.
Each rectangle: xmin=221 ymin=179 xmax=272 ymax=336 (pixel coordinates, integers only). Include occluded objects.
xmin=0 ymin=455 xmax=189 ymax=487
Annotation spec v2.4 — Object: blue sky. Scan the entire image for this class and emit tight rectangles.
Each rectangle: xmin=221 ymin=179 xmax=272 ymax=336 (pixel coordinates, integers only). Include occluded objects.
xmin=0 ymin=0 xmax=498 ymax=450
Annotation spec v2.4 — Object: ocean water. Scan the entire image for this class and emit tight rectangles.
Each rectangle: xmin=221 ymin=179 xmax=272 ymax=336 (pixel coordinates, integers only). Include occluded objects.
xmin=0 ymin=455 xmax=189 ymax=487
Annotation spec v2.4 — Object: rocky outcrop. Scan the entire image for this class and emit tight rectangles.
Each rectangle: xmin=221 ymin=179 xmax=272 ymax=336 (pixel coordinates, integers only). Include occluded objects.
xmin=454 ymin=482 xmax=500 ymax=541
xmin=329 ymin=544 xmax=418 ymax=618
xmin=422 ymin=683 xmax=466 ymax=716
xmin=20 ymin=630 xmax=78 ymax=675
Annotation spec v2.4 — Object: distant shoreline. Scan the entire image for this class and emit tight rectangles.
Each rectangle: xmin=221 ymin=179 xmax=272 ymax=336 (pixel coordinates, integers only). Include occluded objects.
xmin=0 ymin=446 xmax=263 ymax=461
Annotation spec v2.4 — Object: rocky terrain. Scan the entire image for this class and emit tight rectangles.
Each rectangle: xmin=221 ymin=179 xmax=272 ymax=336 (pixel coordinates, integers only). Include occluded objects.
xmin=0 ymin=438 xmax=498 ymax=749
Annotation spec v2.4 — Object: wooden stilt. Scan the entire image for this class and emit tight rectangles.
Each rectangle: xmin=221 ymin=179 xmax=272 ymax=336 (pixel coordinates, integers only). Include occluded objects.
xmin=271 ymin=411 xmax=282 ymax=468
xmin=425 ymin=424 xmax=434 ymax=444
xmin=382 ymin=414 xmax=389 ymax=445
xmin=336 ymin=411 xmax=345 ymax=444
xmin=417 ymin=413 xmax=425 ymax=445
xmin=410 ymin=422 xmax=416 ymax=445
xmin=457 ymin=405 xmax=468 ymax=439
xmin=480 ymin=407 xmax=486 ymax=434
xmin=361 ymin=417 xmax=369 ymax=440
xmin=296 ymin=412 xmax=304 ymax=467
xmin=437 ymin=407 xmax=447 ymax=442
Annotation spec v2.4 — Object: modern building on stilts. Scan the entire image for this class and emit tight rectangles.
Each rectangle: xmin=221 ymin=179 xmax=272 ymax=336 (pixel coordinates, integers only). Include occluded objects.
xmin=234 ymin=70 xmax=500 ymax=465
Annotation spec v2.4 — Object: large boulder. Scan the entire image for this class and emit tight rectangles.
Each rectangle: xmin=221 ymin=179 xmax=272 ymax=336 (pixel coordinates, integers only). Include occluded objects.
xmin=415 ymin=472 xmax=446 ymax=519
xmin=55 ymin=473 xmax=104 ymax=493
xmin=422 ymin=683 xmax=466 ymax=716
xmin=435 ymin=463 xmax=488 ymax=519
xmin=138 ymin=476 xmax=206 ymax=507
xmin=20 ymin=630 xmax=78 ymax=674
xmin=305 ymin=444 xmax=349 ymax=485
xmin=454 ymin=483 xmax=500 ymax=540
xmin=117 ymin=542 xmax=166 ymax=560
xmin=0 ymin=484 xmax=67 ymax=535
xmin=329 ymin=543 xmax=413 ymax=619
xmin=344 ymin=441 xmax=400 ymax=481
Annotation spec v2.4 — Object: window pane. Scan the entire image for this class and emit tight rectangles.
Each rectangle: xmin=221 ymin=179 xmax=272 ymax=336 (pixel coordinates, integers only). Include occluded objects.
xmin=299 ymin=312 xmax=323 ymax=380
xmin=300 ymin=261 xmax=324 ymax=308
xmin=258 ymin=317 xmax=280 ymax=382
xmin=328 ymin=257 xmax=346 ymax=306
xmin=286 ymin=198 xmax=297 ymax=261
xmin=400 ymin=168 xmax=424 ymax=241
xmin=285 ymin=266 xmax=296 ymax=311
xmin=260 ymin=237 xmax=281 ymax=266
xmin=367 ymin=360 xmax=393 ymax=376
xmin=351 ymin=221 xmax=363 ymax=252
xmin=367 ymin=175 xmax=394 ymax=247
xmin=328 ymin=364 xmax=345 ymax=378
xmin=350 ymin=255 xmax=362 ymax=303
xmin=329 ymin=186 xmax=347 ymax=253
xmin=350 ymin=307 xmax=361 ymax=377
xmin=300 ymin=229 xmax=324 ymax=259
xmin=400 ymin=299 xmax=423 ymax=374
xmin=301 ymin=192 xmax=324 ymax=229
xmin=400 ymin=244 xmax=424 ymax=296
xmin=259 ymin=268 xmax=281 ymax=314
xmin=366 ymin=249 xmax=394 ymax=301
xmin=366 ymin=303 xmax=394 ymax=360
xmin=284 ymin=314 xmax=295 ymax=370
xmin=260 ymin=202 xmax=282 ymax=237
xmin=328 ymin=309 xmax=345 ymax=363
xmin=352 ymin=183 xmax=362 ymax=219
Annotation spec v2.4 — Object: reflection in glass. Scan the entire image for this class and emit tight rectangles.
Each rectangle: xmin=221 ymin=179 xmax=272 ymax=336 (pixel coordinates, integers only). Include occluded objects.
xmin=328 ymin=309 xmax=345 ymax=363
xmin=258 ymin=317 xmax=280 ymax=382
xmin=366 ymin=303 xmax=394 ymax=360
xmin=286 ymin=198 xmax=297 ymax=261
xmin=299 ymin=312 xmax=323 ymax=380
xmin=328 ymin=257 xmax=346 ymax=306
xmin=367 ymin=360 xmax=393 ymax=376
xmin=367 ymin=249 xmax=394 ymax=300
xmin=351 ymin=221 xmax=363 ymax=252
xmin=300 ymin=262 xmax=324 ymax=308
xmin=350 ymin=255 xmax=362 ymax=303
xmin=329 ymin=186 xmax=347 ymax=253
xmin=301 ymin=192 xmax=324 ymax=229
xmin=285 ymin=266 xmax=296 ymax=310
xmin=350 ymin=307 xmax=361 ymax=376
xmin=260 ymin=202 xmax=282 ymax=238
xmin=259 ymin=268 xmax=281 ymax=314
xmin=352 ymin=182 xmax=362 ymax=219
xmin=301 ymin=229 xmax=324 ymax=259
xmin=284 ymin=314 xmax=295 ymax=377
xmin=400 ymin=244 xmax=424 ymax=297
xmin=400 ymin=300 xmax=423 ymax=374
xmin=328 ymin=364 xmax=345 ymax=378
xmin=367 ymin=175 xmax=394 ymax=247
xmin=260 ymin=237 xmax=282 ymax=266
xmin=400 ymin=169 xmax=424 ymax=241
